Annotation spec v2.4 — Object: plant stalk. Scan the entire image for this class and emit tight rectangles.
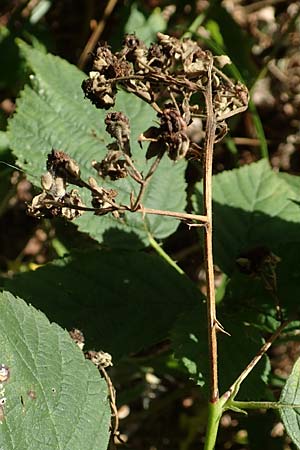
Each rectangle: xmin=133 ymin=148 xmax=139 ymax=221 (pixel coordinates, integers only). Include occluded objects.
xmin=203 ymin=57 xmax=218 ymax=404
xmin=148 ymin=234 xmax=185 ymax=275
xmin=203 ymin=400 xmax=223 ymax=450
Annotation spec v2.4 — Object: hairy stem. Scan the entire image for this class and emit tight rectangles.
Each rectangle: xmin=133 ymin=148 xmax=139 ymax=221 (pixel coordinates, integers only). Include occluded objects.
xmin=231 ymin=401 xmax=300 ymax=410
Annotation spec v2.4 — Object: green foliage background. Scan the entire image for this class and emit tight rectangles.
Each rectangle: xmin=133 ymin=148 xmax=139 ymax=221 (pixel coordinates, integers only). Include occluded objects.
xmin=1 ymin=2 xmax=300 ymax=449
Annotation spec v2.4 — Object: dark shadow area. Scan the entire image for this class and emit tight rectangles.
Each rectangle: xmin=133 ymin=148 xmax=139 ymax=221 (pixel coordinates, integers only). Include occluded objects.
xmin=3 ymin=228 xmax=200 ymax=363
xmin=3 ymin=203 xmax=300 ymax=402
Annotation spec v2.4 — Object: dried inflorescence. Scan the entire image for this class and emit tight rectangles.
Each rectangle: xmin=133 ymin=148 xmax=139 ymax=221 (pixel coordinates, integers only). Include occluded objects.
xmin=27 ymin=149 xmax=123 ymax=220
xmin=85 ymin=350 xmax=113 ymax=369
xmin=27 ymin=150 xmax=85 ymax=220
xmin=139 ymin=106 xmax=191 ymax=161
xmin=82 ymin=32 xmax=248 ymax=162
xmin=92 ymin=111 xmax=131 ymax=180
xmin=92 ymin=150 xmax=128 ymax=180
xmin=29 ymin=34 xmax=249 ymax=224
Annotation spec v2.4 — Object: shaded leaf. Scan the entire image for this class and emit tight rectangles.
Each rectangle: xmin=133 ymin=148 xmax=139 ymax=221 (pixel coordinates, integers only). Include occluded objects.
xmin=4 ymin=247 xmax=203 ymax=361
xmin=194 ymin=161 xmax=300 ymax=321
xmin=194 ymin=160 xmax=300 ymax=275
xmin=171 ymin=303 xmax=270 ymax=399
xmin=0 ymin=291 xmax=110 ymax=450
xmin=280 ymin=356 xmax=300 ymax=449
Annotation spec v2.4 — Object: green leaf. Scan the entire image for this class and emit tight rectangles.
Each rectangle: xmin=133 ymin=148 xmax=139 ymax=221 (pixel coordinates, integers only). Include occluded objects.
xmin=171 ymin=304 xmax=270 ymax=399
xmin=4 ymin=248 xmax=203 ymax=361
xmin=125 ymin=4 xmax=167 ymax=45
xmin=0 ymin=291 xmax=110 ymax=450
xmin=0 ymin=131 xmax=9 ymax=151
xmin=194 ymin=160 xmax=300 ymax=275
xmin=8 ymin=41 xmax=186 ymax=247
xmin=194 ymin=160 xmax=300 ymax=324
xmin=280 ymin=356 xmax=300 ymax=448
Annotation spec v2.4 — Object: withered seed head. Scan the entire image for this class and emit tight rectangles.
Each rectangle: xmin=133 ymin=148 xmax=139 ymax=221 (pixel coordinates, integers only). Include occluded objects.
xmin=82 ymin=73 xmax=117 ymax=110
xmin=47 ymin=149 xmax=81 ymax=182
xmin=105 ymin=111 xmax=131 ymax=155
xmin=92 ymin=148 xmax=128 ymax=180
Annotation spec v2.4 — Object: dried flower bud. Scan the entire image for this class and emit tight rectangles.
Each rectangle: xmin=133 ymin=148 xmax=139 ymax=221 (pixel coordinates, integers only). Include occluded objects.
xmin=159 ymin=107 xmax=187 ymax=134
xmin=61 ymin=190 xmax=84 ymax=220
xmin=121 ymin=34 xmax=148 ymax=68
xmin=47 ymin=149 xmax=81 ymax=183
xmin=69 ymin=329 xmax=85 ymax=350
xmin=92 ymin=149 xmax=128 ymax=180
xmin=82 ymin=72 xmax=116 ymax=109
xmin=41 ymin=171 xmax=54 ymax=191
xmin=91 ymin=185 xmax=118 ymax=211
xmin=105 ymin=112 xmax=131 ymax=154
xmin=214 ymin=55 xmax=231 ymax=68
xmin=85 ymin=350 xmax=113 ymax=369
xmin=92 ymin=44 xmax=115 ymax=72
xmin=167 ymin=131 xmax=190 ymax=161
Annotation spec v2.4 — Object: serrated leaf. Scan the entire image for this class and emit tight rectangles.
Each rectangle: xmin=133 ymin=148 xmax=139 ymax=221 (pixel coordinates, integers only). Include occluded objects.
xmin=0 ymin=291 xmax=110 ymax=450
xmin=171 ymin=304 xmax=270 ymax=399
xmin=194 ymin=161 xmax=300 ymax=320
xmin=194 ymin=160 xmax=300 ymax=274
xmin=4 ymin=248 xmax=203 ymax=361
xmin=8 ymin=41 xmax=186 ymax=247
xmin=280 ymin=357 xmax=300 ymax=449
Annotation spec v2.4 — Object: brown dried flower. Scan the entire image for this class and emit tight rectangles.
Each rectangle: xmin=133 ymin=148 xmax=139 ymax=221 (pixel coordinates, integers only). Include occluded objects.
xmin=92 ymin=148 xmax=128 ymax=180
xmin=47 ymin=149 xmax=81 ymax=183
xmin=105 ymin=112 xmax=131 ymax=155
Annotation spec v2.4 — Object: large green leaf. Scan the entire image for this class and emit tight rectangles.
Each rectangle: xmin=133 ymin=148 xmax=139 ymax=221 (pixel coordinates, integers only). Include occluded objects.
xmin=8 ymin=41 xmax=186 ymax=246
xmin=4 ymin=248 xmax=203 ymax=361
xmin=280 ymin=356 xmax=300 ymax=449
xmin=0 ymin=291 xmax=110 ymax=450
xmin=194 ymin=160 xmax=300 ymax=319
xmin=194 ymin=160 xmax=300 ymax=275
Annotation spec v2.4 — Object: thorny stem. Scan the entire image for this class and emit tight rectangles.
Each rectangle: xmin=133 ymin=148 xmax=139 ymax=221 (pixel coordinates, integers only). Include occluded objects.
xmin=203 ymin=57 xmax=219 ymax=403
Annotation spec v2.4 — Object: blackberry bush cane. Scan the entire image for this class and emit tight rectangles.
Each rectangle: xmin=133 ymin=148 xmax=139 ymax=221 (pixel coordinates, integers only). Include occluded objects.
xmin=26 ymin=33 xmax=250 ymax=448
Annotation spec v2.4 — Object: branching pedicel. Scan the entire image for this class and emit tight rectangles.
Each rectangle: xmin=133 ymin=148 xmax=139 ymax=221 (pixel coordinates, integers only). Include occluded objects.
xmin=28 ymin=33 xmax=248 ymax=225
xmin=27 ymin=33 xmax=249 ymax=405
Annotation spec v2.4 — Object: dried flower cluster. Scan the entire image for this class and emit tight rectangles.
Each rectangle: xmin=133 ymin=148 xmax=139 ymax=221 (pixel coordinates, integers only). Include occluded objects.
xmin=28 ymin=149 xmax=120 ymax=220
xmin=82 ymin=32 xmax=248 ymax=161
xmin=27 ymin=150 xmax=85 ymax=220
xmin=27 ymin=33 xmax=249 ymax=222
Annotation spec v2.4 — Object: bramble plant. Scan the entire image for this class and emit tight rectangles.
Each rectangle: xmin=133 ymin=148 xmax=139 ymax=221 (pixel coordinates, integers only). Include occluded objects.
xmin=2 ymin=28 xmax=300 ymax=450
